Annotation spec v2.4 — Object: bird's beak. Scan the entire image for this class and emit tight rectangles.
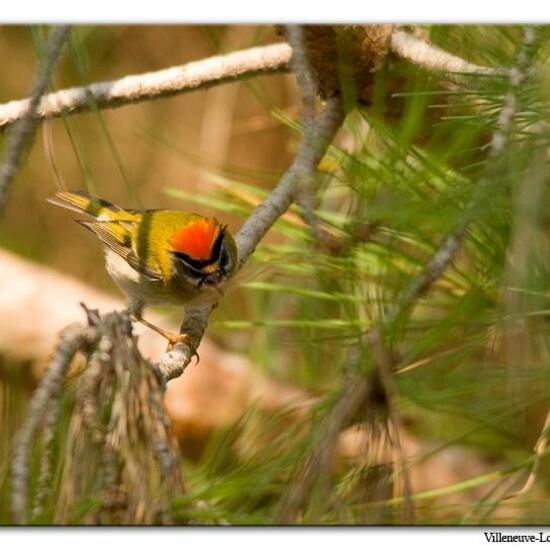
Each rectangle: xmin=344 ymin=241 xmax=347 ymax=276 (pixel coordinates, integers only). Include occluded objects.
xmin=201 ymin=271 xmax=224 ymax=295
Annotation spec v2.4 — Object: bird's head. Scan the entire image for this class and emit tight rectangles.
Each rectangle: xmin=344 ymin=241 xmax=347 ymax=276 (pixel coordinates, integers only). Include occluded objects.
xmin=168 ymin=216 xmax=237 ymax=292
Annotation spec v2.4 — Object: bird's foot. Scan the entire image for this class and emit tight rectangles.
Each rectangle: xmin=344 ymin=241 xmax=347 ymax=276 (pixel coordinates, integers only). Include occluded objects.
xmin=164 ymin=332 xmax=200 ymax=364
xmin=133 ymin=315 xmax=200 ymax=363
xmin=164 ymin=331 xmax=191 ymax=351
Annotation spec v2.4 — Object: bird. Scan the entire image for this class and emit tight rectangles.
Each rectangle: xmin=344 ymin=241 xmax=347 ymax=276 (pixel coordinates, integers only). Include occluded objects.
xmin=48 ymin=191 xmax=238 ymax=350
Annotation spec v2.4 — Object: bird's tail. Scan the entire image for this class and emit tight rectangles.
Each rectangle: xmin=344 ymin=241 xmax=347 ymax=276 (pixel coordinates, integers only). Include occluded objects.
xmin=47 ymin=191 xmax=122 ymax=218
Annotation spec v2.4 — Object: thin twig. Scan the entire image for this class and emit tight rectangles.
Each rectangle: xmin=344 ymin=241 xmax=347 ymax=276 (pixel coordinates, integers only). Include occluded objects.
xmin=235 ymin=96 xmax=344 ymax=265
xmin=0 ymin=42 xmax=292 ymax=130
xmin=30 ymin=394 xmax=62 ymax=521
xmin=77 ymin=338 xmax=110 ymax=443
xmin=0 ymin=25 xmax=70 ymax=215
xmin=157 ymin=96 xmax=345 ymax=383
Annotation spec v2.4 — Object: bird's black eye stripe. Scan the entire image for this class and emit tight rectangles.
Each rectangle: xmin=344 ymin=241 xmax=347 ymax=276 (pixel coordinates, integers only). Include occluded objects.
xmin=173 ymin=251 xmax=208 ymax=270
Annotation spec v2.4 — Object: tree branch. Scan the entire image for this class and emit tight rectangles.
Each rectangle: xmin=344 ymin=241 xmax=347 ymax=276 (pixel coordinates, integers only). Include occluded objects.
xmin=157 ymin=96 xmax=344 ymax=383
xmin=0 ymin=30 xmax=511 ymax=132
xmin=285 ymin=25 xmax=328 ymax=246
xmin=0 ymin=42 xmax=292 ymax=130
xmin=390 ymin=30 xmax=506 ymax=80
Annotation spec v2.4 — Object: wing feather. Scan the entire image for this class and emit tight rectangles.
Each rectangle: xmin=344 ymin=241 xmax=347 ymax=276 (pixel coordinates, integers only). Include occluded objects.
xmin=78 ymin=220 xmax=163 ymax=281
xmin=47 ymin=191 xmax=121 ymax=217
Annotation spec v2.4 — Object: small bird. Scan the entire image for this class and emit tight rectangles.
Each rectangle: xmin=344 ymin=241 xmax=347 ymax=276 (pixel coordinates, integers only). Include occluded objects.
xmin=48 ymin=191 xmax=237 ymax=350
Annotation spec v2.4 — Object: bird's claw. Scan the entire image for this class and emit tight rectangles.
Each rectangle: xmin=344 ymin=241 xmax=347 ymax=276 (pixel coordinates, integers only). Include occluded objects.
xmin=165 ymin=332 xmax=200 ymax=364
xmin=130 ymin=315 xmax=200 ymax=365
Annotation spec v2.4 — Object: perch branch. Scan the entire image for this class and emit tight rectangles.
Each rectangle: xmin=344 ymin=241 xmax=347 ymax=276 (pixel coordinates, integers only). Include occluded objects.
xmin=0 ymin=42 xmax=292 ymax=130
xmin=0 ymin=25 xmax=70 ymax=214
xmin=157 ymin=96 xmax=344 ymax=383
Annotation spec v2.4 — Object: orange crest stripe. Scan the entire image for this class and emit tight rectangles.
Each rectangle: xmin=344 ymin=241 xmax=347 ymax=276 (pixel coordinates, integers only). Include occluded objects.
xmin=169 ymin=218 xmax=220 ymax=260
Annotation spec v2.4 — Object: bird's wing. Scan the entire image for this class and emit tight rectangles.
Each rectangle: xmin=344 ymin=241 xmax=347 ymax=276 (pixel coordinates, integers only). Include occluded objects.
xmin=47 ymin=191 xmax=122 ymax=218
xmin=78 ymin=220 xmax=163 ymax=281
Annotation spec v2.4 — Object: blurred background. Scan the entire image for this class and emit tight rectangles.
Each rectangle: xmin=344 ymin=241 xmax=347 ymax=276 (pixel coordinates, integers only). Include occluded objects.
xmin=2 ymin=24 xmax=550 ymax=525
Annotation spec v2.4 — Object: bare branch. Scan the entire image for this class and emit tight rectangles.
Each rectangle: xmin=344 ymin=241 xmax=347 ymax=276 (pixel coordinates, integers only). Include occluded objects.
xmin=0 ymin=25 xmax=70 ymax=214
xmin=390 ymin=30 xmax=506 ymax=80
xmin=0 ymin=42 xmax=292 ymax=130
xmin=0 ymin=29 xmax=515 ymax=135
xmin=157 ymin=96 xmax=344 ymax=383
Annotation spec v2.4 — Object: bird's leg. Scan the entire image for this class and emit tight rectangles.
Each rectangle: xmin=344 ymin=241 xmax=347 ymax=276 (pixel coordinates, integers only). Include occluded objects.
xmin=127 ymin=300 xmax=199 ymax=359
xmin=135 ymin=316 xmax=193 ymax=352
